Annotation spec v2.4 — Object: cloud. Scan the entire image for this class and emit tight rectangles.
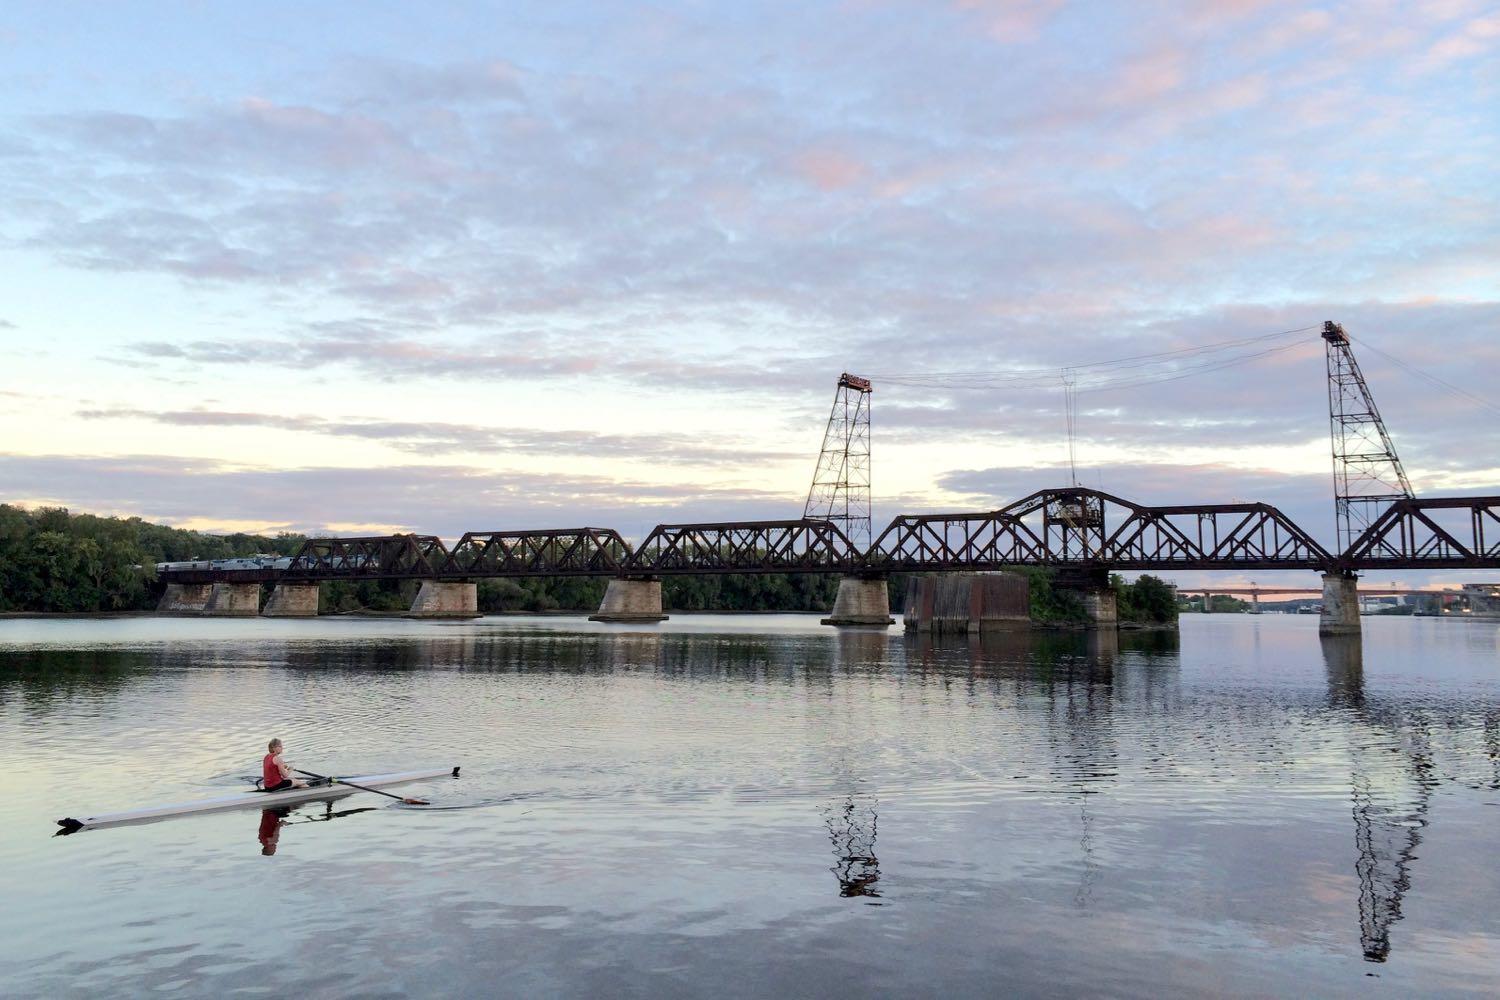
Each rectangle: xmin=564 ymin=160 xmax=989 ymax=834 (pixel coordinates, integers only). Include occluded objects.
xmin=74 ymin=407 xmax=799 ymax=465
xmin=114 ymin=323 xmax=842 ymax=402
xmin=5 ymin=0 xmax=1492 ymax=354
xmin=1405 ymin=11 xmax=1500 ymax=76
xmin=0 ymin=453 xmax=802 ymax=538
xmin=866 ymin=299 xmax=1500 ymax=471
xmin=0 ymin=0 xmax=1496 ymax=547
xmin=938 ymin=461 xmax=1333 ymax=522
xmin=950 ymin=0 xmax=1067 ymax=44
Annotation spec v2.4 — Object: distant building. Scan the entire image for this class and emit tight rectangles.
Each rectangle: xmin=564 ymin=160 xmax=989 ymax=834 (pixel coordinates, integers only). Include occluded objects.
xmin=1459 ymin=583 xmax=1500 ymax=617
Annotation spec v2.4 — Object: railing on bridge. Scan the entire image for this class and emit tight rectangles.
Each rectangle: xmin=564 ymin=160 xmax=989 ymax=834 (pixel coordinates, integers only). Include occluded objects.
xmin=865 ymin=488 xmax=1332 ymax=572
xmin=625 ymin=518 xmax=859 ymax=575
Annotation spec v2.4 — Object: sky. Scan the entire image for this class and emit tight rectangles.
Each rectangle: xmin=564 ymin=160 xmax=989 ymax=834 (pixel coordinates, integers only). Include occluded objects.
xmin=1 ymin=0 xmax=1497 ymax=586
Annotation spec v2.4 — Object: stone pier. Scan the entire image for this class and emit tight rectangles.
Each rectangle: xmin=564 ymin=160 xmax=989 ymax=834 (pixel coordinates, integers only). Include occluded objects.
xmin=1054 ymin=570 xmax=1119 ymax=629
xmin=203 ymin=582 xmax=261 ymax=616
xmin=1319 ymin=572 xmax=1361 ymax=636
xmin=157 ymin=582 xmax=214 ymax=615
xmin=263 ymin=582 xmax=320 ymax=617
xmin=157 ymin=582 xmax=260 ymax=616
xmin=902 ymin=572 xmax=1029 ymax=633
xmin=821 ymin=576 xmax=894 ymax=627
xmin=1075 ymin=586 xmax=1118 ymax=627
xmin=408 ymin=581 xmax=479 ymax=618
xmin=589 ymin=578 xmax=668 ymax=623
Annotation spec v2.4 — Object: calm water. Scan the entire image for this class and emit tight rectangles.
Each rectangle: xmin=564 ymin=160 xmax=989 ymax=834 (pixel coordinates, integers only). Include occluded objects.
xmin=1 ymin=613 xmax=1497 ymax=998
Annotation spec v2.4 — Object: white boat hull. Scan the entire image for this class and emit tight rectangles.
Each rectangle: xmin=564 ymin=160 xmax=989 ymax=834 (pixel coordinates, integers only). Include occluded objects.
xmin=58 ymin=767 xmax=459 ymax=831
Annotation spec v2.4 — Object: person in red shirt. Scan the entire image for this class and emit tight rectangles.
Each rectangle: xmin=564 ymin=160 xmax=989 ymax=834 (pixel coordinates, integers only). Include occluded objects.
xmin=262 ymin=738 xmax=308 ymax=792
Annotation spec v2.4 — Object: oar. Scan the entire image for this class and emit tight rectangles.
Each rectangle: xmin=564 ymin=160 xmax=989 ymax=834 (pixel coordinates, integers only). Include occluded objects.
xmin=295 ymin=769 xmax=430 ymax=806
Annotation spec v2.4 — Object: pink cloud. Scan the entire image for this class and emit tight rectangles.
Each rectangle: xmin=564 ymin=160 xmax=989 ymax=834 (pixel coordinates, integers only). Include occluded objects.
xmin=1406 ymin=12 xmax=1500 ymax=75
xmin=1109 ymin=48 xmax=1189 ymax=106
xmin=951 ymin=0 xmax=1065 ymax=43
xmin=790 ymin=148 xmax=869 ymax=191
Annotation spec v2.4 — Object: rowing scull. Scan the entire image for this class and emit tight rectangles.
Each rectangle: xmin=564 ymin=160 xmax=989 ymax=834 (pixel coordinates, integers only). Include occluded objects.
xmin=57 ymin=766 xmax=460 ymax=832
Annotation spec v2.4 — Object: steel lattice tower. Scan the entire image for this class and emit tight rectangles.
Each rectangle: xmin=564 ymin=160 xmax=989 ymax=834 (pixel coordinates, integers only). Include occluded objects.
xmin=1323 ymin=321 xmax=1414 ymax=552
xmin=805 ymin=373 xmax=873 ymax=548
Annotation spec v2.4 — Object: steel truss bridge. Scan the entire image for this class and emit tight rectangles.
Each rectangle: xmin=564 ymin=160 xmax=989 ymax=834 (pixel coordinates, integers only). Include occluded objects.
xmin=160 ymin=488 xmax=1500 ymax=586
xmin=159 ymin=323 xmax=1500 ymax=590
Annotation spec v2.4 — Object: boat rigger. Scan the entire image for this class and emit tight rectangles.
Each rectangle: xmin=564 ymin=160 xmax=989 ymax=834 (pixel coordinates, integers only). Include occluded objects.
xmin=57 ymin=766 xmax=460 ymax=833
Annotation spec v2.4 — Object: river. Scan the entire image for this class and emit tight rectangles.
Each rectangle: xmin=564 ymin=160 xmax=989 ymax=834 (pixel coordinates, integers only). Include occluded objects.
xmin=1 ymin=613 xmax=1497 ymax=997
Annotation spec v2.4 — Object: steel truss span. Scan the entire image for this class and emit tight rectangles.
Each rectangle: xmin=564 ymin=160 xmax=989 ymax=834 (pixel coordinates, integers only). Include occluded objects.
xmin=865 ymin=488 xmax=1332 ymax=572
xmin=448 ymin=528 xmax=633 ymax=577
xmin=285 ymin=534 xmax=452 ymax=580
xmin=166 ymin=490 xmax=1500 ymax=585
xmin=1340 ymin=496 xmax=1500 ymax=570
xmin=627 ymin=519 xmax=859 ymax=575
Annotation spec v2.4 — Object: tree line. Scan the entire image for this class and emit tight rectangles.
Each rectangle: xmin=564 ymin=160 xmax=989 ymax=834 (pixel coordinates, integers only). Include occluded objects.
xmin=0 ymin=505 xmax=303 ymax=613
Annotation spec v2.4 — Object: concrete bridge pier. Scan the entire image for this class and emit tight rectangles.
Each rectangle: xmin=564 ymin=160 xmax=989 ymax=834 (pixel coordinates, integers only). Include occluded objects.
xmin=1075 ymin=587 xmax=1118 ymax=628
xmin=1055 ymin=570 xmax=1119 ymax=629
xmin=203 ymin=582 xmax=261 ymax=616
xmin=822 ymin=575 xmax=895 ymax=627
xmin=263 ymin=582 xmax=320 ymax=617
xmin=408 ymin=581 xmax=479 ymax=618
xmin=158 ymin=582 xmax=260 ymax=616
xmin=902 ymin=572 xmax=1029 ymax=633
xmin=589 ymin=577 xmax=668 ymax=623
xmin=1319 ymin=572 xmax=1361 ymax=636
xmin=157 ymin=582 xmax=214 ymax=615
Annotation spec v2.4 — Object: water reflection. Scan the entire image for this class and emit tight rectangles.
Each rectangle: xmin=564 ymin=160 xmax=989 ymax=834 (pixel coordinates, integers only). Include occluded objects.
xmin=5 ymin=616 xmax=1499 ymax=994
xmin=258 ymin=808 xmax=288 ymax=855
xmin=0 ymin=648 xmax=150 ymax=714
xmin=1321 ymin=635 xmax=1434 ymax=963
xmin=1321 ymin=634 xmax=1366 ymax=710
xmin=824 ymin=794 xmax=881 ymax=900
xmin=258 ymin=802 xmax=376 ymax=856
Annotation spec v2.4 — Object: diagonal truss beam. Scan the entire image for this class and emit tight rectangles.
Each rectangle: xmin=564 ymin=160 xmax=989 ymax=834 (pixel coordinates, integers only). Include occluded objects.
xmin=627 ymin=518 xmax=859 ymax=575
xmin=865 ymin=488 xmax=1333 ymax=571
xmin=1339 ymin=497 xmax=1500 ymax=570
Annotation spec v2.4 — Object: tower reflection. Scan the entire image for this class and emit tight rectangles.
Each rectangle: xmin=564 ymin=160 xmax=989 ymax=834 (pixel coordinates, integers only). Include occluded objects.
xmin=824 ymin=793 xmax=881 ymax=899
xmin=1321 ymin=634 xmax=1434 ymax=963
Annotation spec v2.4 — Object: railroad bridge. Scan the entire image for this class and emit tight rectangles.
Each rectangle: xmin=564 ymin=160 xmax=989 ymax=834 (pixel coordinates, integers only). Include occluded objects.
xmin=157 ymin=325 xmax=1500 ymax=637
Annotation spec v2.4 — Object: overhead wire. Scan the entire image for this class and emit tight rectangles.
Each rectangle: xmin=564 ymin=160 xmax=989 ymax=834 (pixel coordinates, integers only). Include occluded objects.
xmin=1078 ymin=340 xmax=1310 ymax=394
xmin=873 ymin=325 xmax=1317 ymax=390
xmin=1353 ymin=337 xmax=1500 ymax=420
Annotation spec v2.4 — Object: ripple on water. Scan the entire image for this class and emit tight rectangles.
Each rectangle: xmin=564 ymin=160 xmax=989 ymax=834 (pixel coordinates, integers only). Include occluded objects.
xmin=2 ymin=615 xmax=1499 ymax=998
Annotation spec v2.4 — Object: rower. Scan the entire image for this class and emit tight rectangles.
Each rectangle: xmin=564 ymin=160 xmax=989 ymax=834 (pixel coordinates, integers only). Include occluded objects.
xmin=262 ymin=738 xmax=308 ymax=792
